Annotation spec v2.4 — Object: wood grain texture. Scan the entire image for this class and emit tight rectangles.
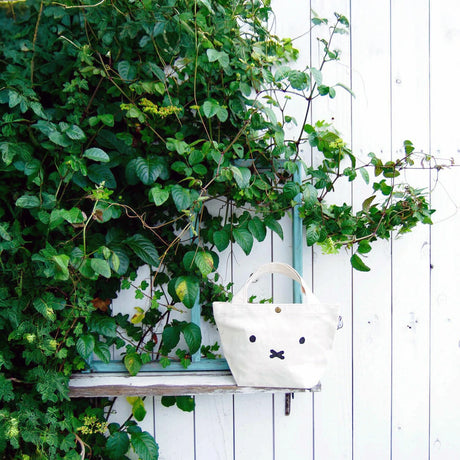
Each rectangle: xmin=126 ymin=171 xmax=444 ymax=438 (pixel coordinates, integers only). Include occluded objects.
xmin=429 ymin=0 xmax=460 ymax=457
xmin=69 ymin=371 xmax=318 ymax=397
xmin=350 ymin=0 xmax=393 ymax=458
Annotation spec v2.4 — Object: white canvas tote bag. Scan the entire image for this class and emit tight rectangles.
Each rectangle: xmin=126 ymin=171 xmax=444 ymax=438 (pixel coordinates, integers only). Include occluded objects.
xmin=213 ymin=262 xmax=339 ymax=388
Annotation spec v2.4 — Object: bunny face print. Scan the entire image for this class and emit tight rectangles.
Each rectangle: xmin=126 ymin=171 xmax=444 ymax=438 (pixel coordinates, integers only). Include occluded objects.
xmin=213 ymin=302 xmax=338 ymax=389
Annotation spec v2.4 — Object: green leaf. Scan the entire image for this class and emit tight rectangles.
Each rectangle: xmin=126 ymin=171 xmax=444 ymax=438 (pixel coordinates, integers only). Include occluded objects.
xmin=404 ymin=139 xmax=415 ymax=155
xmin=118 ymin=60 xmax=137 ymax=81
xmin=206 ymin=49 xmax=229 ymax=69
xmin=189 ymin=149 xmax=204 ymax=165
xmin=216 ymin=106 xmax=228 ymax=122
xmin=76 ymin=335 xmax=95 ymax=361
xmin=149 ymin=186 xmax=169 ymax=206
xmin=52 ymin=254 xmax=70 ymax=280
xmin=274 ymin=65 xmax=291 ymax=82
xmin=32 ymin=293 xmax=65 ymax=320
xmin=106 ymin=431 xmax=130 ymax=459
xmin=61 ymin=207 xmax=85 ymax=224
xmin=100 ymin=114 xmax=115 ymax=126
xmin=33 ymin=297 xmax=56 ymax=321
xmin=233 ymin=227 xmax=253 ymax=255
xmin=311 ymin=67 xmax=322 ymax=86
xmin=83 ymin=148 xmax=110 ymax=163
xmin=49 ymin=131 xmax=71 ymax=147
xmin=129 ymin=397 xmax=147 ymax=422
xmin=303 ymin=183 xmax=318 ymax=209
xmin=264 ymin=216 xmax=284 ymax=240
xmin=131 ymin=431 xmax=159 ymax=460
xmin=91 ymin=258 xmax=111 ymax=278
xmin=362 ymin=195 xmax=376 ymax=212
xmin=94 ymin=341 xmax=111 ymax=363
xmin=175 ymin=276 xmax=200 ymax=308
xmin=0 ymin=142 xmax=21 ymax=166
xmin=288 ymin=70 xmax=309 ymax=90
xmin=183 ymin=251 xmax=196 ymax=270
xmin=206 ymin=48 xmax=220 ymax=62
xmin=350 ymin=254 xmax=371 ymax=272
xmin=181 ymin=322 xmax=202 ymax=355
xmin=135 ymin=157 xmax=165 ymax=185
xmin=78 ymin=259 xmax=97 ymax=279
xmin=88 ymin=164 xmax=117 ymax=188
xmin=0 ymin=374 xmax=14 ymax=402
xmin=0 ymin=223 xmax=11 ymax=241
xmin=359 ymin=168 xmax=370 ymax=184
xmin=124 ymin=351 xmax=143 ymax=376
xmin=89 ymin=314 xmax=118 ymax=337
xmin=111 ymin=247 xmax=129 ymax=275
xmin=283 ymin=182 xmax=300 ymax=200
xmin=357 ymin=240 xmax=372 ymax=254
xmin=171 ymin=185 xmax=198 ymax=211
xmin=161 ymin=396 xmax=176 ymax=407
xmin=15 ymin=195 xmax=40 ymax=209
xmin=193 ymin=164 xmax=207 ymax=175
xmin=335 ymin=82 xmax=356 ymax=98
xmin=213 ymin=229 xmax=230 ymax=251
xmin=125 ymin=234 xmax=159 ymax=266
xmin=197 ymin=0 xmax=212 ymax=12
xmin=306 ymin=223 xmax=321 ymax=246
xmin=248 ymin=216 xmax=267 ymax=242
xmin=63 ymin=450 xmax=81 ymax=460
xmin=230 ymin=166 xmax=251 ymax=189
xmin=176 ymin=396 xmax=195 ymax=412
xmin=202 ymin=99 xmax=218 ymax=118
xmin=64 ymin=124 xmax=86 ymax=140
xmin=194 ymin=251 xmax=215 ymax=276
xmin=162 ymin=325 xmax=181 ymax=353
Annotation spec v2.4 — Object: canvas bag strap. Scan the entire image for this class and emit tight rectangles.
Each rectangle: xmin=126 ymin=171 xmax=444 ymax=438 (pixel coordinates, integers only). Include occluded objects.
xmin=232 ymin=262 xmax=319 ymax=305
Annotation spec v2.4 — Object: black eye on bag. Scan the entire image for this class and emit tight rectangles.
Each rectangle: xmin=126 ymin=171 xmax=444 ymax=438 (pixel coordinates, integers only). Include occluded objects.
xmin=299 ymin=337 xmax=305 ymax=344
xmin=249 ymin=335 xmax=256 ymax=343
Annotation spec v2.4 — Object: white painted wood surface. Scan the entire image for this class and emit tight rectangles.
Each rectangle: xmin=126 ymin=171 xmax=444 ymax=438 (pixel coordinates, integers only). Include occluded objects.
xmin=74 ymin=2 xmax=460 ymax=458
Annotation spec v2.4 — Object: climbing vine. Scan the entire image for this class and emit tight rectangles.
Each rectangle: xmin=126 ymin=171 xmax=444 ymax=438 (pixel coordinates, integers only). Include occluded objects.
xmin=0 ymin=0 xmax=433 ymax=458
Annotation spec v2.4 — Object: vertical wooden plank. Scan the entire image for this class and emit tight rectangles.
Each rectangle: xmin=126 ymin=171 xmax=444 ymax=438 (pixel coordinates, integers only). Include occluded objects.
xmin=232 ymin=238 xmax=274 ymax=459
xmin=234 ymin=393 xmax=274 ymax=460
xmin=390 ymin=0 xmax=431 ymax=458
xmin=273 ymin=214 xmax=313 ymax=460
xmin=154 ymin=395 xmax=195 ymax=460
xmin=188 ymin=201 xmax=235 ymax=460
xmin=430 ymin=170 xmax=460 ymax=459
xmin=430 ymin=0 xmax=460 ymax=456
xmin=195 ymin=394 xmax=234 ymax=460
xmin=309 ymin=1 xmax=353 ymax=458
xmin=350 ymin=0 xmax=393 ymax=458
xmin=391 ymin=172 xmax=431 ymax=460
xmin=273 ymin=392 xmax=313 ymax=460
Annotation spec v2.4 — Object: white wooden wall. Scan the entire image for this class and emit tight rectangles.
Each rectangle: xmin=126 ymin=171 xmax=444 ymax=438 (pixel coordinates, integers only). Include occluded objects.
xmin=108 ymin=1 xmax=460 ymax=458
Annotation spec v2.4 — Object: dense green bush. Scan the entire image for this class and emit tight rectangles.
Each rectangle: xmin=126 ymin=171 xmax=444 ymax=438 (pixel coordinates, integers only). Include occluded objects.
xmin=0 ymin=0 xmax=432 ymax=457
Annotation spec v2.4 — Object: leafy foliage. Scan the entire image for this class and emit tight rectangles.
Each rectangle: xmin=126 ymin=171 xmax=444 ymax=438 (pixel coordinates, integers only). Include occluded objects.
xmin=0 ymin=0 xmax=433 ymax=457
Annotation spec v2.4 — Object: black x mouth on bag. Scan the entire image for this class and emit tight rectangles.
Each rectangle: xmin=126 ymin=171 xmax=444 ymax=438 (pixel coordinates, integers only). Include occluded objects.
xmin=270 ymin=349 xmax=285 ymax=360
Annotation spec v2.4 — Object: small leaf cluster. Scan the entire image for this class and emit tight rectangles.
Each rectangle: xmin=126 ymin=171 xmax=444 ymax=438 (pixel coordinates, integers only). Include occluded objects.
xmin=0 ymin=0 xmax=434 ymax=457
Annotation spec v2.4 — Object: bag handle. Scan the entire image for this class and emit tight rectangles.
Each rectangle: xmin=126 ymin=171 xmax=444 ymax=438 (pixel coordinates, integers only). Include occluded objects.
xmin=232 ymin=262 xmax=318 ymax=304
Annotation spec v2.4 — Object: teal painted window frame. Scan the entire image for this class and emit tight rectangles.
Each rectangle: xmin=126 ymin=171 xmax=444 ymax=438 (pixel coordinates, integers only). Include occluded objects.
xmin=85 ymin=166 xmax=303 ymax=374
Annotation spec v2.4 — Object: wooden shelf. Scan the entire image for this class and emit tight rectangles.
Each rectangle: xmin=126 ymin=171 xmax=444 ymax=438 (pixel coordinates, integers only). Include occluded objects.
xmin=69 ymin=371 xmax=321 ymax=397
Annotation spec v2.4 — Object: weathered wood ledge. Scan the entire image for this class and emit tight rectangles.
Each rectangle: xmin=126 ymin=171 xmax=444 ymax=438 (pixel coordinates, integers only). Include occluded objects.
xmin=69 ymin=371 xmax=320 ymax=397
